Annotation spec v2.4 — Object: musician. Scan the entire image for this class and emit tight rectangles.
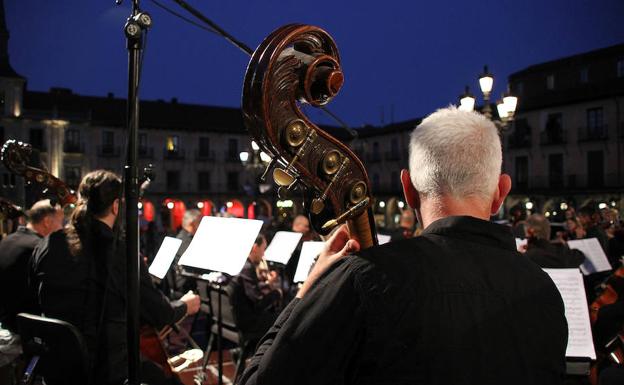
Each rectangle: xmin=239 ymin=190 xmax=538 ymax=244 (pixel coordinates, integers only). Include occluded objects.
xmin=522 ymin=213 xmax=585 ymax=268
xmin=165 ymin=209 xmax=201 ymax=297
xmin=239 ymin=107 xmax=567 ymax=385
xmin=579 ymin=204 xmax=609 ymax=254
xmin=235 ymin=234 xmax=282 ymax=336
xmin=0 ymin=199 xmax=63 ymax=333
xmin=284 ymin=215 xmax=317 ymax=285
xmin=389 ymin=209 xmax=416 ymax=241
xmin=30 ymin=170 xmax=200 ymax=385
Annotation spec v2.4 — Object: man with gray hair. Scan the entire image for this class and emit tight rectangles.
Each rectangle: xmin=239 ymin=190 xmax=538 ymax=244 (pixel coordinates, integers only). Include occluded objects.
xmin=523 ymin=213 xmax=585 ymax=268
xmin=167 ymin=209 xmax=202 ymax=296
xmin=0 ymin=199 xmax=64 ymax=333
xmin=240 ymin=107 xmax=567 ymax=385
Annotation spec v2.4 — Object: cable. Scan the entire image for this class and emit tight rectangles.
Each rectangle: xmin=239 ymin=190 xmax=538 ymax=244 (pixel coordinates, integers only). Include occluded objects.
xmin=148 ymin=0 xmax=219 ymax=36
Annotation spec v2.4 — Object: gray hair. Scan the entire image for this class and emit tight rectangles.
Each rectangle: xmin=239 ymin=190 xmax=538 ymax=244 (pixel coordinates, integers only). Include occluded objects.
xmin=27 ymin=199 xmax=60 ymax=224
xmin=408 ymin=106 xmax=502 ymax=200
xmin=182 ymin=209 xmax=202 ymax=227
xmin=526 ymin=214 xmax=551 ymax=240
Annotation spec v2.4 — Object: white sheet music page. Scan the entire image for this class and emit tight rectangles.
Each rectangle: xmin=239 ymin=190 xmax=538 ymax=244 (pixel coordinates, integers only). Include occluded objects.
xmin=293 ymin=241 xmax=326 ymax=283
xmin=567 ymin=238 xmax=612 ymax=275
xmin=543 ymin=268 xmax=596 ymax=360
xmin=264 ymin=231 xmax=303 ymax=264
xmin=148 ymin=236 xmax=183 ymax=279
xmin=178 ymin=216 xmax=263 ymax=276
xmin=377 ymin=234 xmax=391 ymax=245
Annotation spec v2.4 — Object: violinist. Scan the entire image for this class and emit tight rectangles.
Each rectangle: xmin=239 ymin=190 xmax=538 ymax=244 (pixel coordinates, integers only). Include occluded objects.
xmin=30 ymin=170 xmax=200 ymax=385
xmin=239 ymin=107 xmax=567 ymax=385
xmin=235 ymin=234 xmax=282 ymax=336
xmin=522 ymin=213 xmax=585 ymax=269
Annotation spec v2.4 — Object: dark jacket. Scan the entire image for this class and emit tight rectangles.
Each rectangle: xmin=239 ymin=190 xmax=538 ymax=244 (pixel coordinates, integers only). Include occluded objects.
xmin=525 ymin=238 xmax=586 ymax=269
xmin=31 ymin=220 xmax=187 ymax=385
xmin=0 ymin=226 xmax=41 ymax=332
xmin=240 ymin=216 xmax=568 ymax=385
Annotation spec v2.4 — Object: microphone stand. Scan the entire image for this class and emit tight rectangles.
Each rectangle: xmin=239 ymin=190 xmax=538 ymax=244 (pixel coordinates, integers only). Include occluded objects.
xmin=117 ymin=0 xmax=152 ymax=383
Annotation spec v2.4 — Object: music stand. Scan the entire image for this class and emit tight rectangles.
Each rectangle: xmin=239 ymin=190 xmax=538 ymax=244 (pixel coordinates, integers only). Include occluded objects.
xmin=293 ymin=241 xmax=325 ymax=283
xmin=148 ymin=236 xmax=183 ymax=280
xmin=178 ymin=216 xmax=263 ymax=385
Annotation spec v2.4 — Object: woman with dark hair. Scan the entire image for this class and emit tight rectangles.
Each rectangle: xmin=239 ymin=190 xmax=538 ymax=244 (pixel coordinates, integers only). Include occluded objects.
xmin=31 ymin=170 xmax=199 ymax=385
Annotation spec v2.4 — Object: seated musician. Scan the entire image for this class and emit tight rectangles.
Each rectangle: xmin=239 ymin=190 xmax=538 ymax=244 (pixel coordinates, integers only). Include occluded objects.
xmin=239 ymin=107 xmax=567 ymax=385
xmin=30 ymin=170 xmax=200 ymax=385
xmin=0 ymin=199 xmax=63 ymax=333
xmin=521 ymin=213 xmax=585 ymax=268
xmin=235 ymin=234 xmax=282 ymax=336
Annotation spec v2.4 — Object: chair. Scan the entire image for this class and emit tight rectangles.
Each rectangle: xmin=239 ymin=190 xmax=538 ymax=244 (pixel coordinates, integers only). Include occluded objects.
xmin=16 ymin=313 xmax=90 ymax=385
xmin=199 ymin=279 xmax=263 ymax=384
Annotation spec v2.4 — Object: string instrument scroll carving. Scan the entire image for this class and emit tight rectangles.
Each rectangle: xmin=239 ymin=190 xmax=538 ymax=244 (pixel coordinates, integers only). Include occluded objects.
xmin=242 ymin=24 xmax=377 ymax=248
xmin=1 ymin=139 xmax=77 ymax=206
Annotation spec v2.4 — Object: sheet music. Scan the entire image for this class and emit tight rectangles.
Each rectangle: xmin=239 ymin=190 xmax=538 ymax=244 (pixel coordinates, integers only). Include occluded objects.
xmin=178 ymin=216 xmax=263 ymax=275
xmin=515 ymin=238 xmax=527 ymax=252
xmin=264 ymin=231 xmax=303 ymax=264
xmin=148 ymin=236 xmax=183 ymax=279
xmin=293 ymin=241 xmax=326 ymax=283
xmin=543 ymin=269 xmax=596 ymax=360
xmin=377 ymin=234 xmax=391 ymax=245
xmin=567 ymin=238 xmax=612 ymax=275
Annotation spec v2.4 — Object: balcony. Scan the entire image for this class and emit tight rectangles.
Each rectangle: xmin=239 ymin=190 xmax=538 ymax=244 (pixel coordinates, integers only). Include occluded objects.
xmin=224 ymin=152 xmax=240 ymax=163
xmin=540 ymin=129 xmax=567 ymax=145
xmin=97 ymin=145 xmax=121 ymax=158
xmin=384 ymin=151 xmax=402 ymax=161
xmin=163 ymin=148 xmax=185 ymax=160
xmin=578 ymin=125 xmax=608 ymax=142
xmin=507 ymin=134 xmax=531 ymax=149
xmin=366 ymin=153 xmax=382 ymax=163
xmin=63 ymin=142 xmax=84 ymax=153
xmin=195 ymin=150 xmax=216 ymax=161
xmin=139 ymin=146 xmax=154 ymax=159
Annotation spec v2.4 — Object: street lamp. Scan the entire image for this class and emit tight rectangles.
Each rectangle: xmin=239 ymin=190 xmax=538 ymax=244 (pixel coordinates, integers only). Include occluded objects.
xmin=240 ymin=140 xmax=273 ymax=194
xmin=458 ymin=65 xmax=518 ymax=129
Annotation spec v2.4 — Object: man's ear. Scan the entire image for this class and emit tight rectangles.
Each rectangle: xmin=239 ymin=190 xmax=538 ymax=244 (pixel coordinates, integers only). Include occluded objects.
xmin=491 ymin=174 xmax=512 ymax=215
xmin=401 ymin=169 xmax=420 ymax=210
xmin=112 ymin=198 xmax=120 ymax=217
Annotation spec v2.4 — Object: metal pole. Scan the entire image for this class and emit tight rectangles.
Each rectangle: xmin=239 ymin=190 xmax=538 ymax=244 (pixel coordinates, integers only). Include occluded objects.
xmin=124 ymin=1 xmax=143 ymax=383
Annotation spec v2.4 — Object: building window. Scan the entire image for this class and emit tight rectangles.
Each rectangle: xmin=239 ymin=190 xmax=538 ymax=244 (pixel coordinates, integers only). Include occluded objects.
xmin=617 ymin=59 xmax=624 ymax=78
xmin=227 ymin=138 xmax=238 ymax=161
xmin=199 ymin=137 xmax=211 ymax=157
xmin=101 ymin=131 xmax=115 ymax=155
xmin=198 ymin=171 xmax=211 ymax=191
xmin=515 ymin=156 xmax=528 ymax=189
xmin=548 ymin=153 xmax=563 ymax=189
xmin=585 ymin=107 xmax=606 ymax=140
xmin=390 ymin=171 xmax=400 ymax=192
xmin=515 ymin=82 xmax=524 ymax=95
xmin=542 ymin=113 xmax=565 ymax=144
xmin=64 ymin=129 xmax=82 ymax=152
xmin=166 ymin=171 xmax=180 ymax=191
xmin=65 ymin=166 xmax=82 ymax=188
xmin=372 ymin=173 xmax=380 ymax=192
xmin=0 ymin=126 xmax=4 ymax=144
xmin=587 ymin=151 xmax=604 ymax=188
xmin=30 ymin=128 xmax=45 ymax=151
xmin=579 ymin=67 xmax=589 ymax=83
xmin=165 ymin=135 xmax=179 ymax=152
xmin=546 ymin=74 xmax=555 ymax=90
xmin=227 ymin=171 xmax=239 ymax=191
xmin=509 ymin=119 xmax=531 ymax=148
xmin=2 ymin=173 xmax=16 ymax=188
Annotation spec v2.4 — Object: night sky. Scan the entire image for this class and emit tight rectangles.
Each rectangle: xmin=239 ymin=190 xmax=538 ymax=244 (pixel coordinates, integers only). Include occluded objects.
xmin=6 ymin=0 xmax=624 ymax=128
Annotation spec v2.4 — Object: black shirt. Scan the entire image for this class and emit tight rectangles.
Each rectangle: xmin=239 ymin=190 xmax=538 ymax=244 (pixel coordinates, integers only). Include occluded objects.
xmin=0 ymin=226 xmax=41 ymax=332
xmin=525 ymin=238 xmax=586 ymax=269
xmin=239 ymin=216 xmax=568 ymax=385
xmin=31 ymin=220 xmax=187 ymax=385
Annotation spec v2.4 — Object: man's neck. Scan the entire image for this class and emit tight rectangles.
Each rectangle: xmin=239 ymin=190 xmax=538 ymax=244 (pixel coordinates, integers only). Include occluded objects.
xmin=96 ymin=214 xmax=116 ymax=229
xmin=26 ymin=222 xmax=44 ymax=237
xmin=419 ymin=195 xmax=491 ymax=229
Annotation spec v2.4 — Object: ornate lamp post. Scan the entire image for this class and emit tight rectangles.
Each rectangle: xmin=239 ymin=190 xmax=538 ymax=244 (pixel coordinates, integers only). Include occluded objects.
xmin=458 ymin=65 xmax=518 ymax=129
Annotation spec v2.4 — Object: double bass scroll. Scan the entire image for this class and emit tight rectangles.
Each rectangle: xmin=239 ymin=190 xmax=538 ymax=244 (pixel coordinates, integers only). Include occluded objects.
xmin=242 ymin=24 xmax=377 ymax=248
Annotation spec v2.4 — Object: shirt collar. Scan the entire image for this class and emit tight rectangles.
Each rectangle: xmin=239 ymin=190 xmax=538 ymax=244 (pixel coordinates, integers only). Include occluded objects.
xmin=17 ymin=225 xmax=43 ymax=238
xmin=422 ymin=216 xmax=516 ymax=252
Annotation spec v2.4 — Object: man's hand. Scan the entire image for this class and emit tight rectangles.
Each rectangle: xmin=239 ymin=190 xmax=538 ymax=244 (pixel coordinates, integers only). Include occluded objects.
xmin=180 ymin=290 xmax=201 ymax=315
xmin=296 ymin=224 xmax=360 ymax=299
